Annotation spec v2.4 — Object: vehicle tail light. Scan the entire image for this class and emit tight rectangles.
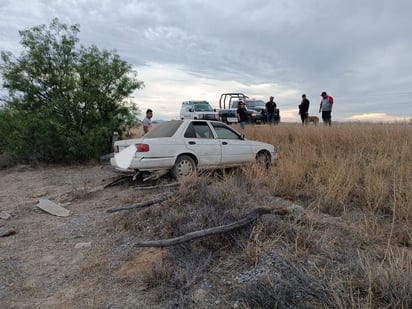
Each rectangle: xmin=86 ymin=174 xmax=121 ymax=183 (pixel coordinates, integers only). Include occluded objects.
xmin=113 ymin=145 xmax=119 ymax=153
xmin=135 ymin=143 xmax=150 ymax=152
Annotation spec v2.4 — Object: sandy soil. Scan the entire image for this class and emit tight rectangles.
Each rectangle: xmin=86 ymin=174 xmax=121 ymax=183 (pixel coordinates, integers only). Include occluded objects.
xmin=0 ymin=163 xmax=164 ymax=308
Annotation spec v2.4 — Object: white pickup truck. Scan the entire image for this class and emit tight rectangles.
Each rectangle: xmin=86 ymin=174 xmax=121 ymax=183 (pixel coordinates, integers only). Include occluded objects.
xmin=179 ymin=100 xmax=219 ymax=121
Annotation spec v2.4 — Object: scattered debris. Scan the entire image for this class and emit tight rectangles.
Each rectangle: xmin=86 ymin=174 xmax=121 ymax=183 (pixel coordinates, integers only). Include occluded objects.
xmin=114 ymin=144 xmax=137 ymax=169
xmin=141 ymin=169 xmax=170 ymax=182
xmin=0 ymin=228 xmax=16 ymax=237
xmin=134 ymin=182 xmax=180 ymax=190
xmin=74 ymin=242 xmax=92 ymax=249
xmin=0 ymin=211 xmax=11 ymax=220
xmin=36 ymin=199 xmax=70 ymax=217
xmin=103 ymin=175 xmax=132 ymax=188
xmin=106 ymin=192 xmax=175 ymax=213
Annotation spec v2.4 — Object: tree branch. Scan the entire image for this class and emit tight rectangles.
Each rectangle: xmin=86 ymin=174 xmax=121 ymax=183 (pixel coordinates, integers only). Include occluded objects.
xmin=135 ymin=208 xmax=273 ymax=248
xmin=106 ymin=192 xmax=174 ymax=213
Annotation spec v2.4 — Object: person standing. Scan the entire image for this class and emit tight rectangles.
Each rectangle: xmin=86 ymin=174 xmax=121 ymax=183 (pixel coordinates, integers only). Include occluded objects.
xmin=142 ymin=109 xmax=153 ymax=135
xmin=319 ymin=91 xmax=334 ymax=126
xmin=237 ymin=101 xmax=249 ymax=136
xmin=265 ymin=96 xmax=277 ymax=125
xmin=298 ymin=94 xmax=310 ymax=125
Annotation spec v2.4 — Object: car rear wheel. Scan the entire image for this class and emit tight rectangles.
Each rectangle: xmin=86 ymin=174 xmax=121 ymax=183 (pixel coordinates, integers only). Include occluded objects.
xmin=172 ymin=155 xmax=196 ymax=178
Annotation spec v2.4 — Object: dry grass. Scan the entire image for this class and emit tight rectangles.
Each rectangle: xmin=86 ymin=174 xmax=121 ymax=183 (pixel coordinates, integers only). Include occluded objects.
xmin=246 ymin=122 xmax=412 ymax=221
xmin=115 ymin=122 xmax=412 ymax=308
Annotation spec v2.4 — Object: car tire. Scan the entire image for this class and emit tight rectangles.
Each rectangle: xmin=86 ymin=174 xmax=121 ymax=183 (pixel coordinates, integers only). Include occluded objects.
xmin=256 ymin=151 xmax=270 ymax=168
xmin=172 ymin=155 xmax=196 ymax=178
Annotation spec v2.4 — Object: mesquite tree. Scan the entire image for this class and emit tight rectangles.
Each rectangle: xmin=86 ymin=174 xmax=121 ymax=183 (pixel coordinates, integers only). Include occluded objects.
xmin=0 ymin=18 xmax=143 ymax=161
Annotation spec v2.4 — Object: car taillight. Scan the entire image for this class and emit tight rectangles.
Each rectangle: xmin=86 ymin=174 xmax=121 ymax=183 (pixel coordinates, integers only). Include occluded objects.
xmin=113 ymin=145 xmax=119 ymax=153
xmin=135 ymin=143 xmax=150 ymax=152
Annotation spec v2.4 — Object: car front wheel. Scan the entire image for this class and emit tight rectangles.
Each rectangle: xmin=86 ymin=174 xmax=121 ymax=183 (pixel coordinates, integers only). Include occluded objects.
xmin=172 ymin=155 xmax=196 ymax=178
xmin=256 ymin=151 xmax=271 ymax=168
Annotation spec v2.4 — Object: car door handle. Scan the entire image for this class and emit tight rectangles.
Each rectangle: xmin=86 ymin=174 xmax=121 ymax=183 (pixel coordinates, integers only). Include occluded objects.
xmin=222 ymin=141 xmax=228 ymax=145
xmin=189 ymin=141 xmax=196 ymax=145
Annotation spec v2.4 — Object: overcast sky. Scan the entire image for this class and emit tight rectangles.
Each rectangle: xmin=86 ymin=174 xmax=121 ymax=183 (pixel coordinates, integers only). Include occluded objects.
xmin=1 ymin=0 xmax=411 ymax=122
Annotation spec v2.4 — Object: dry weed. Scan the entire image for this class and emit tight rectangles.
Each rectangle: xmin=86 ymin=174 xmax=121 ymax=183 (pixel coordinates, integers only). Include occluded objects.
xmin=111 ymin=122 xmax=411 ymax=308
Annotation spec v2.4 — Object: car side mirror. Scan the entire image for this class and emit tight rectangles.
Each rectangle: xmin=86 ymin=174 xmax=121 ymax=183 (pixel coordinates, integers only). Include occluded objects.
xmin=189 ymin=108 xmax=193 ymax=112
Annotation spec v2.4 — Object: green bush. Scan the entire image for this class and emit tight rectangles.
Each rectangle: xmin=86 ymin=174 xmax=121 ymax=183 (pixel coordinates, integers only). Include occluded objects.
xmin=0 ymin=18 xmax=143 ymax=162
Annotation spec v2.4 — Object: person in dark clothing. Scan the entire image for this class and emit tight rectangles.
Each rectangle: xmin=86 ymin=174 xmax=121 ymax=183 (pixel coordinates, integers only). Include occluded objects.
xmin=265 ymin=96 xmax=277 ymax=125
xmin=298 ymin=94 xmax=310 ymax=125
xmin=237 ymin=101 xmax=249 ymax=135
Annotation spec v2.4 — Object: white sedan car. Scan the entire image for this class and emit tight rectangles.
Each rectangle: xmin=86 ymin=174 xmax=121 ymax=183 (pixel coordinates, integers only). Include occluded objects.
xmin=111 ymin=119 xmax=277 ymax=178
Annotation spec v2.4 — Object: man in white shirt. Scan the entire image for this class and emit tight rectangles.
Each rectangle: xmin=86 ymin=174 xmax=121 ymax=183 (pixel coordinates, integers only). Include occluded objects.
xmin=319 ymin=92 xmax=334 ymax=126
xmin=143 ymin=109 xmax=153 ymax=135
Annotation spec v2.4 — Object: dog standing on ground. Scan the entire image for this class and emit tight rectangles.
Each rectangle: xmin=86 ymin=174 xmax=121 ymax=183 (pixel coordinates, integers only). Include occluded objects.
xmin=305 ymin=115 xmax=319 ymax=125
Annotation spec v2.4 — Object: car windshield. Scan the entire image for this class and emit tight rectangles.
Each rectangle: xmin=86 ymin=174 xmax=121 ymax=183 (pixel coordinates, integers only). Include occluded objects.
xmin=194 ymin=104 xmax=213 ymax=112
xmin=246 ymin=100 xmax=265 ymax=108
xmin=143 ymin=120 xmax=182 ymax=138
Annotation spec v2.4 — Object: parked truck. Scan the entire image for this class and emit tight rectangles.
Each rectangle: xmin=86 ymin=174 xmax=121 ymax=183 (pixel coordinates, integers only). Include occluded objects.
xmin=218 ymin=93 xmax=280 ymax=124
xmin=180 ymin=100 xmax=219 ymax=121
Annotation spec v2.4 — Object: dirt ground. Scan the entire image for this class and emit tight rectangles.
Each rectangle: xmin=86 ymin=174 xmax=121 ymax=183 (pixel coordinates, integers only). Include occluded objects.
xmin=2 ymin=163 xmax=411 ymax=308
xmin=0 ymin=163 xmax=167 ymax=308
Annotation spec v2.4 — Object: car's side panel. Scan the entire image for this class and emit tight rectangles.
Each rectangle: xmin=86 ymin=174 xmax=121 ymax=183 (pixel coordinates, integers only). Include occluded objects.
xmin=128 ymin=139 xmax=188 ymax=170
xmin=220 ymin=139 xmax=254 ymax=164
xmin=129 ymin=156 xmax=176 ymax=170
xmin=184 ymin=138 xmax=222 ymax=166
xmin=111 ymin=119 xmax=277 ymax=173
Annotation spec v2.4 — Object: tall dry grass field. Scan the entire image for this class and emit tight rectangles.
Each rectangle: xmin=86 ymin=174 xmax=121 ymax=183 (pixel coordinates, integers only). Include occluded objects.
xmin=243 ymin=122 xmax=411 ymax=222
xmin=118 ymin=121 xmax=412 ymax=308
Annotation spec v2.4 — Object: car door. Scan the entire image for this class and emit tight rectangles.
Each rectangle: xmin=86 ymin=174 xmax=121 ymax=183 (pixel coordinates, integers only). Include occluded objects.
xmin=184 ymin=121 xmax=222 ymax=166
xmin=183 ymin=106 xmax=192 ymax=119
xmin=210 ymin=122 xmax=254 ymax=164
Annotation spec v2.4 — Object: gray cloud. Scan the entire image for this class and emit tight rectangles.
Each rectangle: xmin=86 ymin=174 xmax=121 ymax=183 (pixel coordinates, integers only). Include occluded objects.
xmin=1 ymin=0 xmax=411 ymax=121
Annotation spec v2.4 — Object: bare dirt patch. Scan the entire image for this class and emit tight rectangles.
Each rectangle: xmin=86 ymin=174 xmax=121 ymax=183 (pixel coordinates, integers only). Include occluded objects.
xmin=0 ymin=163 xmax=160 ymax=308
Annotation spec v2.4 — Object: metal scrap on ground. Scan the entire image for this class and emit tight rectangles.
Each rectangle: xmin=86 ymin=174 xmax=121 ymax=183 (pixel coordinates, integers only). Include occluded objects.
xmin=36 ymin=199 xmax=70 ymax=217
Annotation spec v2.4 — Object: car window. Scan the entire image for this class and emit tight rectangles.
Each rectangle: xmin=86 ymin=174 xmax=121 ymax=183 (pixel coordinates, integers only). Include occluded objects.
xmin=211 ymin=123 xmax=241 ymax=139
xmin=185 ymin=121 xmax=214 ymax=138
xmin=144 ymin=120 xmax=182 ymax=138
xmin=194 ymin=105 xmax=213 ymax=112
xmin=184 ymin=123 xmax=196 ymax=138
xmin=247 ymin=100 xmax=265 ymax=108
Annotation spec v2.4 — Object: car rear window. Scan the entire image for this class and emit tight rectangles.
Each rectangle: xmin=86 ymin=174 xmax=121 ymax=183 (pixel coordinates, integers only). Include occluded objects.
xmin=143 ymin=120 xmax=183 ymax=138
